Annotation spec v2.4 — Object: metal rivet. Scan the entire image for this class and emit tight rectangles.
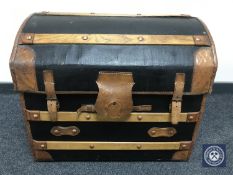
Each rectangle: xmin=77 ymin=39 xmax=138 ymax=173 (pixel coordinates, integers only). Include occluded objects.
xmin=137 ymin=145 xmax=142 ymax=149
xmin=33 ymin=114 xmax=38 ymax=118
xmin=138 ymin=36 xmax=144 ymax=41
xmin=151 ymin=130 xmax=156 ymax=135
xmin=40 ymin=144 xmax=45 ymax=148
xmin=195 ymin=37 xmax=201 ymax=41
xmin=72 ymin=129 xmax=77 ymax=133
xmin=86 ymin=115 xmax=91 ymax=120
xmin=82 ymin=36 xmax=88 ymax=40
xmin=89 ymin=144 xmax=95 ymax=149
xmin=182 ymin=144 xmax=187 ymax=149
xmin=189 ymin=115 xmax=194 ymax=120
xmin=137 ymin=115 xmax=143 ymax=120
xmin=169 ymin=130 xmax=174 ymax=135
xmin=54 ymin=129 xmax=59 ymax=134
xmin=26 ymin=35 xmax=32 ymax=40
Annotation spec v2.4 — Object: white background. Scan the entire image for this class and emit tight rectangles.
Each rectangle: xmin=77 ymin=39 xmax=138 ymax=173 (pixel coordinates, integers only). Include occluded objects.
xmin=0 ymin=0 xmax=232 ymax=82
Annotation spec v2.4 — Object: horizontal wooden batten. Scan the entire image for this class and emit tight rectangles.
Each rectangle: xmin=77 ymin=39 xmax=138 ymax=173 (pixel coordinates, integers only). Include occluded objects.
xmin=33 ymin=140 xmax=192 ymax=150
xmin=25 ymin=109 xmax=199 ymax=122
xmin=19 ymin=33 xmax=210 ymax=45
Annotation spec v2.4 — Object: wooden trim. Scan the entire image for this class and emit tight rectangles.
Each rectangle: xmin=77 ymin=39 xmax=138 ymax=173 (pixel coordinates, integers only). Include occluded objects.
xmin=33 ymin=140 xmax=192 ymax=150
xmin=19 ymin=33 xmax=210 ymax=46
xmin=38 ymin=12 xmax=191 ymax=17
xmin=25 ymin=109 xmax=200 ymax=122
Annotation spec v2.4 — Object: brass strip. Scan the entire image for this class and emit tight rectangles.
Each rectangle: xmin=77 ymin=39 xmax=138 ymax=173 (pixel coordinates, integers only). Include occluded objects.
xmin=20 ymin=33 xmax=210 ymax=45
xmin=39 ymin=12 xmax=191 ymax=17
xmin=19 ymin=90 xmax=207 ymax=95
xmin=33 ymin=140 xmax=191 ymax=150
xmin=25 ymin=109 xmax=199 ymax=122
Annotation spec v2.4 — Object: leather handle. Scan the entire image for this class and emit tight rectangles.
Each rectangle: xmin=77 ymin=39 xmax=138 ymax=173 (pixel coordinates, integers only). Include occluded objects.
xmin=148 ymin=127 xmax=177 ymax=137
xmin=50 ymin=126 xmax=80 ymax=136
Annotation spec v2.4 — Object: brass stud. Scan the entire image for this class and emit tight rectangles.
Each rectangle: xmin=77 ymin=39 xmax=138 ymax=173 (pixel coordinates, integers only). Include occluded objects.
xmin=181 ymin=144 xmax=187 ymax=149
xmin=195 ymin=37 xmax=201 ymax=41
xmin=169 ymin=130 xmax=174 ymax=135
xmin=138 ymin=36 xmax=144 ymax=41
xmin=82 ymin=36 xmax=88 ymax=40
xmin=189 ymin=115 xmax=194 ymax=120
xmin=72 ymin=129 xmax=77 ymax=133
xmin=26 ymin=35 xmax=32 ymax=40
xmin=85 ymin=115 xmax=91 ymax=120
xmin=40 ymin=144 xmax=45 ymax=148
xmin=89 ymin=144 xmax=95 ymax=149
xmin=54 ymin=129 xmax=59 ymax=134
xmin=137 ymin=115 xmax=143 ymax=120
xmin=151 ymin=130 xmax=156 ymax=135
xmin=137 ymin=145 xmax=142 ymax=149
xmin=33 ymin=114 xmax=38 ymax=119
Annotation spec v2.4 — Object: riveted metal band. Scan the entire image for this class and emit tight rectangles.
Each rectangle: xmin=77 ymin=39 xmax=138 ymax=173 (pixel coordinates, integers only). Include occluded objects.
xmin=25 ymin=109 xmax=200 ymax=122
xmin=19 ymin=33 xmax=210 ymax=45
xmin=32 ymin=140 xmax=192 ymax=151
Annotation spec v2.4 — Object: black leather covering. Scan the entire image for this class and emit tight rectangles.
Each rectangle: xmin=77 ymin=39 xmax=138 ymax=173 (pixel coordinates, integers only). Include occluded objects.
xmin=32 ymin=45 xmax=198 ymax=92
xmin=21 ymin=14 xmax=208 ymax=92
xmin=23 ymin=15 xmax=206 ymax=35
xmin=30 ymin=121 xmax=194 ymax=142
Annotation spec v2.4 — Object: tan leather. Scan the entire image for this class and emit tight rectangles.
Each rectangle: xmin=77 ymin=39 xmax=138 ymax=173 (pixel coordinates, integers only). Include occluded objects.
xmin=148 ymin=127 xmax=177 ymax=137
xmin=11 ymin=46 xmax=38 ymax=91
xmin=95 ymin=72 xmax=134 ymax=120
xmin=172 ymin=150 xmax=189 ymax=160
xmin=171 ymin=73 xmax=185 ymax=125
xmin=43 ymin=70 xmax=59 ymax=121
xmin=191 ymin=47 xmax=216 ymax=93
xmin=50 ymin=126 xmax=80 ymax=136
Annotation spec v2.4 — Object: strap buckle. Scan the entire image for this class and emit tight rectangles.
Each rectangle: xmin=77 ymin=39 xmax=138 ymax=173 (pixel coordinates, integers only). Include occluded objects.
xmin=171 ymin=73 xmax=185 ymax=125
xmin=43 ymin=70 xmax=59 ymax=121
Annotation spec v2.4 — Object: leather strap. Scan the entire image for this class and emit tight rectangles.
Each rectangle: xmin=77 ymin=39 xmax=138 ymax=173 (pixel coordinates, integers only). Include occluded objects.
xmin=43 ymin=70 xmax=59 ymax=121
xmin=171 ymin=73 xmax=185 ymax=125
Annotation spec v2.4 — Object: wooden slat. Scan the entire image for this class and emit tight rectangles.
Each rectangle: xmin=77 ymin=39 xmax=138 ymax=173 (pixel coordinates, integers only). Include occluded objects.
xmin=25 ymin=110 xmax=199 ymax=122
xmin=20 ymin=33 xmax=210 ymax=45
xmin=33 ymin=140 xmax=192 ymax=150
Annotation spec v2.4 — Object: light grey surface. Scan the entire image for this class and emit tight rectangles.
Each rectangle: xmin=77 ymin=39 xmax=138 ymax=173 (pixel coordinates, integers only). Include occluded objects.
xmin=0 ymin=93 xmax=232 ymax=175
